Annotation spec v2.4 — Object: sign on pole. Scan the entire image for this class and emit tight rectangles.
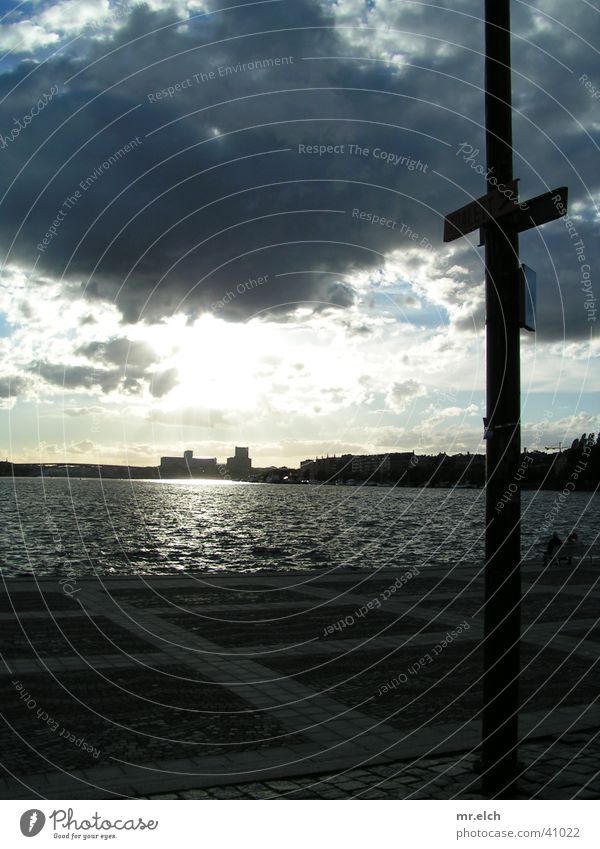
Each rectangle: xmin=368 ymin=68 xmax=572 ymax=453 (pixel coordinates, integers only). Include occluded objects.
xmin=508 ymin=187 xmax=568 ymax=233
xmin=519 ymin=264 xmax=536 ymax=332
xmin=443 ymin=181 xmax=519 ymax=242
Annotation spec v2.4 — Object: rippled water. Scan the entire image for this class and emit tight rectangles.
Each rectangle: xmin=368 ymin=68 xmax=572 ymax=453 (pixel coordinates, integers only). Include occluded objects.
xmin=0 ymin=478 xmax=597 ymax=576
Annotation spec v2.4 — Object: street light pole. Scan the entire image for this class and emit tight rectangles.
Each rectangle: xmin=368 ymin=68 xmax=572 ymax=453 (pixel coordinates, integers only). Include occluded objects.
xmin=443 ymin=0 xmax=569 ymax=800
xmin=481 ymin=0 xmax=522 ymax=798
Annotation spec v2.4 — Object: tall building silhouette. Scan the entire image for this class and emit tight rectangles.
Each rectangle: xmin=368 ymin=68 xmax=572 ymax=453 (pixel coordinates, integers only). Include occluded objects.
xmin=160 ymin=450 xmax=218 ymax=478
xmin=226 ymin=446 xmax=252 ymax=480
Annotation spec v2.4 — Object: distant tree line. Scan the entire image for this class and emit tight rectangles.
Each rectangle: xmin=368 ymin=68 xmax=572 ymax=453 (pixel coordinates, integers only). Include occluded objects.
xmin=1 ymin=436 xmax=598 ymax=490
xmin=301 ymin=436 xmax=600 ymax=490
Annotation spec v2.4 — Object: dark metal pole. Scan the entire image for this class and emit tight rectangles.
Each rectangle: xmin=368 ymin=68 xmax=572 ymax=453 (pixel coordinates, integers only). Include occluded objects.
xmin=482 ymin=0 xmax=522 ymax=798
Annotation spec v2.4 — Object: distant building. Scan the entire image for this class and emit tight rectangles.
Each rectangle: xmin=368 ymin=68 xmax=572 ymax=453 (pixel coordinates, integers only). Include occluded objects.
xmin=351 ymin=452 xmax=414 ymax=481
xmin=226 ymin=446 xmax=252 ymax=480
xmin=160 ymin=450 xmax=218 ymax=478
xmin=302 ymin=454 xmax=353 ymax=482
xmin=299 ymin=452 xmax=414 ymax=482
xmin=299 ymin=459 xmax=315 ymax=480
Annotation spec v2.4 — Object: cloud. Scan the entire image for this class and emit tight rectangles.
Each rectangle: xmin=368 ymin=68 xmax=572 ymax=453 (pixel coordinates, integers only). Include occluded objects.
xmin=0 ymin=19 xmax=61 ymax=53
xmin=26 ymin=334 xmax=177 ymax=397
xmin=385 ymin=378 xmax=425 ymax=413
xmin=148 ymin=366 xmax=178 ymax=396
xmin=147 ymin=405 xmax=236 ymax=426
xmin=71 ymin=438 xmax=96 ymax=454
xmin=0 ymin=374 xmax=29 ymax=408
xmin=0 ymin=0 xmax=592 ymax=342
xmin=532 ymin=410 xmax=600 ymax=443
xmin=0 ymin=1 xmax=169 ymax=53
xmin=63 ymin=405 xmax=105 ymax=416
xmin=76 ymin=337 xmax=158 ymax=370
xmin=31 ymin=361 xmax=123 ymax=393
xmin=0 ymin=375 xmax=29 ymax=398
xmin=0 ymin=0 xmax=596 ymax=469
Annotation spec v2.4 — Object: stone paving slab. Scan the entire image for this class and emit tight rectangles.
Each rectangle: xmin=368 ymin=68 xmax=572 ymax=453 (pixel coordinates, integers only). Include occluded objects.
xmin=1 ymin=565 xmax=598 ymax=799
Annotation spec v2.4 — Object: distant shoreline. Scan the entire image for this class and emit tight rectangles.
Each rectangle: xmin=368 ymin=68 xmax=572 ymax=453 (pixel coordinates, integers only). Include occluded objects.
xmin=1 ymin=474 xmax=598 ymax=493
xmin=1 ymin=442 xmax=598 ymax=491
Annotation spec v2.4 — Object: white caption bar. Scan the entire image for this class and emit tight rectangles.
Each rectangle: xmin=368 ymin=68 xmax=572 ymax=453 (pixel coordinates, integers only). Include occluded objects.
xmin=1 ymin=800 xmax=598 ymax=848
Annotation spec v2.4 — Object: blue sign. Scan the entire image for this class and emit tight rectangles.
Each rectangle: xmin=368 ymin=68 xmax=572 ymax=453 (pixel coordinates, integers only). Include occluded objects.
xmin=520 ymin=264 xmax=536 ymax=332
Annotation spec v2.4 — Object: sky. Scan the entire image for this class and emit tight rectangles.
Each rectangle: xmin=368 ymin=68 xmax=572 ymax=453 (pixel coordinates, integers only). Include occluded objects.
xmin=0 ymin=0 xmax=598 ymax=467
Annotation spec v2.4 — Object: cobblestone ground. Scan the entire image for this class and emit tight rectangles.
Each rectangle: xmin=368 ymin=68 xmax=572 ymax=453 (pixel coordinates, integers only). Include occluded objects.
xmin=1 ymin=561 xmax=598 ymax=800
xmin=148 ymin=732 xmax=600 ymax=800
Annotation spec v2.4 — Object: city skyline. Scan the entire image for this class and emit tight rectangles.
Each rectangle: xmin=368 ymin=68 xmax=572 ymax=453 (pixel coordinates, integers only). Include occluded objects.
xmin=1 ymin=435 xmax=586 ymax=474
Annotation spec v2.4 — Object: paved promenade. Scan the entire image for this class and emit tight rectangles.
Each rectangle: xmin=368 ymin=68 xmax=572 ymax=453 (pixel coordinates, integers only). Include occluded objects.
xmin=0 ymin=559 xmax=598 ymax=799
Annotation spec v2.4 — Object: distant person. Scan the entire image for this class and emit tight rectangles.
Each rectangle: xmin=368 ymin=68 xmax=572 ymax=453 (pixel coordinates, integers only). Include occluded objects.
xmin=543 ymin=532 xmax=563 ymax=565
xmin=565 ymin=532 xmax=579 ymax=565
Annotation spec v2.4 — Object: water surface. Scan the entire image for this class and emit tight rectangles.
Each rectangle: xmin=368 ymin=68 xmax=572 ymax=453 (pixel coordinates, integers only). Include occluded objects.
xmin=0 ymin=478 xmax=596 ymax=576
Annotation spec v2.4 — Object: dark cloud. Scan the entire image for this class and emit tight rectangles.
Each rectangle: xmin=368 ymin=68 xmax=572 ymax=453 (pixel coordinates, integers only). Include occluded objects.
xmin=31 ymin=361 xmax=123 ymax=393
xmin=32 ymin=334 xmax=175 ymax=395
xmin=0 ymin=375 xmax=29 ymax=397
xmin=0 ymin=0 xmax=597 ymax=341
xmin=76 ymin=337 xmax=158 ymax=369
xmin=71 ymin=438 xmax=96 ymax=454
xmin=386 ymin=378 xmax=424 ymax=413
xmin=148 ymin=366 xmax=178 ymax=397
xmin=63 ymin=405 xmax=105 ymax=417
